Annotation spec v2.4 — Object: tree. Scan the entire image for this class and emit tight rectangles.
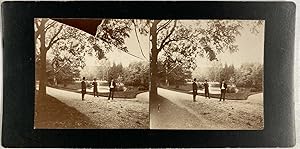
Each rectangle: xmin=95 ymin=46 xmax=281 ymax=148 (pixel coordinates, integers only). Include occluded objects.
xmin=235 ymin=63 xmax=263 ymax=90
xmin=124 ymin=61 xmax=149 ymax=87
xmin=47 ymin=59 xmax=80 ymax=86
xmin=48 ymin=34 xmax=87 ymax=86
xmin=95 ymin=59 xmax=111 ymax=81
xmin=35 ymin=18 xmax=132 ymax=97
xmin=35 ymin=18 xmax=64 ymax=97
xmin=157 ymin=60 xmax=192 ymax=86
xmin=80 ymin=66 xmax=98 ymax=80
xmin=108 ymin=62 xmax=124 ymax=81
xmin=220 ymin=63 xmax=235 ymax=82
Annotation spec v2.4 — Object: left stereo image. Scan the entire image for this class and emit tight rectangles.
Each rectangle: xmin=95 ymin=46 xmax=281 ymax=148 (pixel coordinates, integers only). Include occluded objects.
xmin=34 ymin=18 xmax=150 ymax=129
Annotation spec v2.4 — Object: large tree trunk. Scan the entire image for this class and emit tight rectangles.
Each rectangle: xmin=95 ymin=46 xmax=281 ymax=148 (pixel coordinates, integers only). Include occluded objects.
xmin=39 ymin=19 xmax=47 ymax=97
xmin=149 ymin=20 xmax=160 ymax=100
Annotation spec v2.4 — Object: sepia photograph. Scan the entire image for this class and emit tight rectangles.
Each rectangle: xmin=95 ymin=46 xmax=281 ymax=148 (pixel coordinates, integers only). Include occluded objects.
xmin=34 ymin=18 xmax=264 ymax=130
xmin=34 ymin=18 xmax=150 ymax=129
xmin=149 ymin=20 xmax=265 ymax=130
xmin=2 ymin=1 xmax=297 ymax=147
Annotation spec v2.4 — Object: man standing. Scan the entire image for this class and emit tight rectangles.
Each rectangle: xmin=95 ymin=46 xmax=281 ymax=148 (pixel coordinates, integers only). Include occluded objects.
xmin=81 ymin=77 xmax=86 ymax=101
xmin=192 ymin=78 xmax=198 ymax=102
xmin=220 ymin=79 xmax=227 ymax=101
xmin=108 ymin=78 xmax=116 ymax=100
xmin=203 ymin=80 xmax=210 ymax=99
xmin=92 ymin=78 xmax=98 ymax=97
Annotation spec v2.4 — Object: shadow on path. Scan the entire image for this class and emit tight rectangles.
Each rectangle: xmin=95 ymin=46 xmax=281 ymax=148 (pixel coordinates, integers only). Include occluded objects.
xmin=34 ymin=92 xmax=95 ymax=129
xmin=42 ymin=87 xmax=149 ymax=128
xmin=150 ymin=95 xmax=208 ymax=129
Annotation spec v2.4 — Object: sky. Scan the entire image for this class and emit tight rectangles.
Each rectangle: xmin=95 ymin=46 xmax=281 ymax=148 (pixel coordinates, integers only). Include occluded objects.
xmin=195 ymin=20 xmax=265 ymax=68
xmin=85 ymin=31 xmax=150 ymax=67
xmin=53 ymin=19 xmax=264 ymax=70
xmin=85 ymin=20 xmax=264 ymax=69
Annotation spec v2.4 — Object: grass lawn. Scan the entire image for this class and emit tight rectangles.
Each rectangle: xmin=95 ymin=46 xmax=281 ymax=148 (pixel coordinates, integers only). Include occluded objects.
xmin=96 ymin=90 xmax=146 ymax=99
xmin=159 ymin=84 xmax=261 ymax=100
xmin=51 ymin=82 xmax=147 ymax=99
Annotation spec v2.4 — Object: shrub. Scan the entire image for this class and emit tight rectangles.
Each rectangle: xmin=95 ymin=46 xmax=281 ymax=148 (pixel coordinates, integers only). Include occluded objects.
xmin=198 ymin=84 xmax=204 ymax=90
xmin=86 ymin=83 xmax=92 ymax=88
xmin=250 ymin=87 xmax=261 ymax=92
xmin=227 ymin=86 xmax=238 ymax=93
xmin=115 ymin=83 xmax=125 ymax=91
xmin=138 ymin=85 xmax=148 ymax=91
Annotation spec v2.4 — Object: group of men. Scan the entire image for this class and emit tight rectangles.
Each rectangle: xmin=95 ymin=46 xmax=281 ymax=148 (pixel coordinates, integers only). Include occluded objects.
xmin=81 ymin=77 xmax=228 ymax=102
xmin=81 ymin=77 xmax=116 ymax=101
xmin=192 ymin=78 xmax=227 ymax=102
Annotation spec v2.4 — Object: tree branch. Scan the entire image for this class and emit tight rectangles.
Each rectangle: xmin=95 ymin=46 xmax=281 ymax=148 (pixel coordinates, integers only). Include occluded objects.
xmin=153 ymin=20 xmax=161 ymax=25
xmin=99 ymin=37 xmax=110 ymax=44
xmin=46 ymin=25 xmax=63 ymax=51
xmin=160 ymin=39 xmax=177 ymax=50
xmin=158 ymin=20 xmax=177 ymax=51
xmin=166 ymin=63 xmax=180 ymax=74
xmin=120 ymin=50 xmax=145 ymax=60
xmin=54 ymin=60 xmax=69 ymax=74
xmin=95 ymin=19 xmax=105 ymax=38
xmin=132 ymin=20 xmax=148 ymax=61
xmin=47 ymin=38 xmax=61 ymax=51
xmin=157 ymin=20 xmax=172 ymax=33
xmin=44 ymin=21 xmax=57 ymax=31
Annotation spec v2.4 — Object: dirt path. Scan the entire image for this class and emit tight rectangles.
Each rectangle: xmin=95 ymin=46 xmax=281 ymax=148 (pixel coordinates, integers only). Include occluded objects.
xmin=150 ymin=95 xmax=219 ymax=129
xmin=150 ymin=88 xmax=263 ymax=130
xmin=44 ymin=87 xmax=149 ymax=129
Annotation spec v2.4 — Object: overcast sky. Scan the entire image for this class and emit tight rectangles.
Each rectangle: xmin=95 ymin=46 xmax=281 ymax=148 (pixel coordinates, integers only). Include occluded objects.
xmin=83 ymin=20 xmax=265 ymax=68
xmin=85 ymin=31 xmax=150 ymax=67
xmin=195 ymin=20 xmax=265 ymax=68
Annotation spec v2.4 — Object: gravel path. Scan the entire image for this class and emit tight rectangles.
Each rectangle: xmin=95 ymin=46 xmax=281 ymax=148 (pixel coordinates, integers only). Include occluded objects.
xmin=150 ymin=88 xmax=264 ymax=130
xmin=46 ymin=87 xmax=149 ymax=129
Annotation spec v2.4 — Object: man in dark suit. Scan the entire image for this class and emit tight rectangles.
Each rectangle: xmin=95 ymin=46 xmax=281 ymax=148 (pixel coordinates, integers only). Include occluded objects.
xmin=203 ymin=80 xmax=210 ymax=99
xmin=108 ymin=78 xmax=116 ymax=100
xmin=81 ymin=77 xmax=86 ymax=101
xmin=92 ymin=78 xmax=98 ymax=97
xmin=220 ymin=79 xmax=227 ymax=101
xmin=192 ymin=78 xmax=198 ymax=102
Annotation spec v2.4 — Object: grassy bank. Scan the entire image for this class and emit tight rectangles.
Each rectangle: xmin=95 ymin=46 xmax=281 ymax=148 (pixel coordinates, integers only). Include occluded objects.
xmin=159 ymin=84 xmax=260 ymax=100
xmin=50 ymin=82 xmax=147 ymax=99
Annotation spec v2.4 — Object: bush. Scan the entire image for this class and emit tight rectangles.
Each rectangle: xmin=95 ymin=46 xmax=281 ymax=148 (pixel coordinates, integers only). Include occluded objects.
xmin=98 ymin=81 xmax=109 ymax=86
xmin=126 ymin=86 xmax=135 ymax=91
xmin=250 ymin=87 xmax=261 ymax=92
xmin=198 ymin=84 xmax=204 ymax=90
xmin=138 ymin=85 xmax=148 ymax=91
xmin=115 ymin=83 xmax=125 ymax=91
xmin=227 ymin=86 xmax=238 ymax=93
xmin=86 ymin=83 xmax=92 ymax=88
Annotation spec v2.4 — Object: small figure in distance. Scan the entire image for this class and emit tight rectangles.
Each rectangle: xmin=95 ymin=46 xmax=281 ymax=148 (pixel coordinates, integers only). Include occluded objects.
xmin=203 ymin=80 xmax=210 ymax=99
xmin=81 ymin=77 xmax=86 ymax=101
xmin=92 ymin=78 xmax=98 ymax=97
xmin=192 ymin=78 xmax=198 ymax=102
xmin=220 ymin=79 xmax=227 ymax=101
xmin=108 ymin=78 xmax=116 ymax=100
